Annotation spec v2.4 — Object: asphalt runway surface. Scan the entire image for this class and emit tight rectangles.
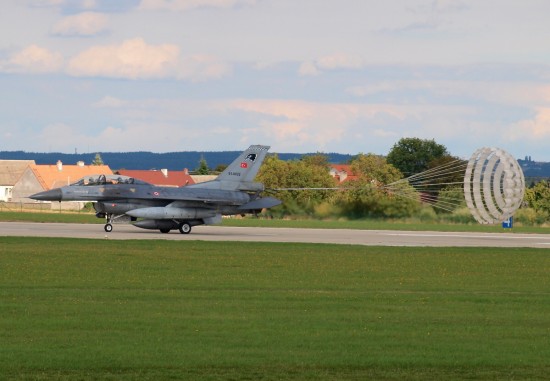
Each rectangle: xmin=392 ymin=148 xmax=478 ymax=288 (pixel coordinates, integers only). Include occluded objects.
xmin=1 ymin=221 xmax=550 ymax=248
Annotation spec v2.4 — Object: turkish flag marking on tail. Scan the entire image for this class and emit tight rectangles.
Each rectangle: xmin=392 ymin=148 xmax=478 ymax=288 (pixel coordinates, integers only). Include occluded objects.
xmin=240 ymin=162 xmax=248 ymax=168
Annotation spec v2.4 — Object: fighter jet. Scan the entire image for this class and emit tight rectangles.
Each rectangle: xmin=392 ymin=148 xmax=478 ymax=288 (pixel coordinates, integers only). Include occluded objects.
xmin=30 ymin=145 xmax=281 ymax=234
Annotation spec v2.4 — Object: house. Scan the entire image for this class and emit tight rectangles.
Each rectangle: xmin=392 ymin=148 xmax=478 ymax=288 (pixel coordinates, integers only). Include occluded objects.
xmin=11 ymin=160 xmax=112 ymax=209
xmin=329 ymin=164 xmax=358 ymax=184
xmin=116 ymin=168 xmax=195 ymax=187
xmin=191 ymin=174 xmax=218 ymax=184
xmin=0 ymin=160 xmax=35 ymax=202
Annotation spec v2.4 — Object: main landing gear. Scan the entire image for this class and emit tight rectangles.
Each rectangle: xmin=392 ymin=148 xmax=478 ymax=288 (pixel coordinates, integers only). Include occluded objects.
xmin=179 ymin=222 xmax=192 ymax=234
xmin=158 ymin=222 xmax=191 ymax=234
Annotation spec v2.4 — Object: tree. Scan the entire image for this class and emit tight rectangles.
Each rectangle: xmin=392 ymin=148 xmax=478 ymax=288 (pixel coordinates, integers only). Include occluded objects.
xmin=92 ymin=153 xmax=104 ymax=166
xmin=524 ymin=181 xmax=550 ymax=213
xmin=425 ymin=155 xmax=466 ymax=186
xmin=350 ymin=153 xmax=402 ymax=185
xmin=386 ymin=138 xmax=449 ymax=176
xmin=213 ymin=164 xmax=228 ymax=173
xmin=301 ymin=153 xmax=330 ymax=168
xmin=335 ymin=153 xmax=420 ymax=218
xmin=196 ymin=156 xmax=210 ymax=175
xmin=257 ymin=154 xmax=336 ymax=216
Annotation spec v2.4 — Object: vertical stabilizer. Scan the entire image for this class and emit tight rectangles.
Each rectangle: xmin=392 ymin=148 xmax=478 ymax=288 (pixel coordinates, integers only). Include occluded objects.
xmin=191 ymin=145 xmax=270 ymax=190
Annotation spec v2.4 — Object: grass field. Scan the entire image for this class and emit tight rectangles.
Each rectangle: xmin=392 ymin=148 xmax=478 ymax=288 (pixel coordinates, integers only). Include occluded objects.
xmin=1 ymin=237 xmax=549 ymax=380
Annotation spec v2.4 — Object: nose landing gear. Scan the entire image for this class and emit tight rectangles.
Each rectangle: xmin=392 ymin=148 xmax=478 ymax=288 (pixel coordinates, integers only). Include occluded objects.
xmin=104 ymin=213 xmax=114 ymax=233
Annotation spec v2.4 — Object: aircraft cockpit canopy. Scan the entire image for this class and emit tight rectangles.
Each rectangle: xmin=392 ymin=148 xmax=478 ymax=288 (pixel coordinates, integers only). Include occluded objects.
xmin=70 ymin=174 xmax=150 ymax=186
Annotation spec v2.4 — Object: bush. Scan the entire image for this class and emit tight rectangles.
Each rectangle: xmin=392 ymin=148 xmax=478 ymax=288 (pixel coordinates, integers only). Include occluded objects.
xmin=313 ymin=201 xmax=343 ymax=219
xmin=514 ymin=208 xmax=550 ymax=226
xmin=445 ymin=207 xmax=476 ymax=224
xmin=418 ymin=206 xmax=438 ymax=223
xmin=535 ymin=210 xmax=550 ymax=225
xmin=514 ymin=208 xmax=537 ymax=226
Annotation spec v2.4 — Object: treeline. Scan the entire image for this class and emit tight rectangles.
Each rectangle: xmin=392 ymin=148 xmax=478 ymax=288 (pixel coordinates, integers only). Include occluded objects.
xmin=258 ymin=138 xmax=550 ymax=226
xmin=259 ymin=138 xmax=466 ymax=221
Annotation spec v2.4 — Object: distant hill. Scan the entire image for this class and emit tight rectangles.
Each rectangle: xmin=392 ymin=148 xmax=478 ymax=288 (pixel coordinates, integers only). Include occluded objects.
xmin=518 ymin=159 xmax=550 ymax=183
xmin=0 ymin=151 xmax=354 ymax=171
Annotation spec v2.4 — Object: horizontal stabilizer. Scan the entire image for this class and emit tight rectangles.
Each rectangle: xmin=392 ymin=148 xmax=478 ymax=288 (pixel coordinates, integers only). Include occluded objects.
xmin=238 ymin=197 xmax=281 ymax=210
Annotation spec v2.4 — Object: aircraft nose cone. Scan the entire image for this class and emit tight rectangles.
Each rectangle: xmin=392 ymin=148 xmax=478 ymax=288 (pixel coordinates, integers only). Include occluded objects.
xmin=30 ymin=188 xmax=62 ymax=201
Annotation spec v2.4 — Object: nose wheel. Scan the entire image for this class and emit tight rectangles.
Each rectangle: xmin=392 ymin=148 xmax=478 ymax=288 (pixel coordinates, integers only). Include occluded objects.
xmin=104 ymin=213 xmax=114 ymax=232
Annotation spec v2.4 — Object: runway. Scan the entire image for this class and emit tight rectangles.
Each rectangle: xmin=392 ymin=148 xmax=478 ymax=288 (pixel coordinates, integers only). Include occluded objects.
xmin=1 ymin=221 xmax=550 ymax=248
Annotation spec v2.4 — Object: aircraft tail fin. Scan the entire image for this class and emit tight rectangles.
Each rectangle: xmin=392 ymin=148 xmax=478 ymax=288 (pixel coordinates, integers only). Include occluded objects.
xmin=192 ymin=145 xmax=270 ymax=191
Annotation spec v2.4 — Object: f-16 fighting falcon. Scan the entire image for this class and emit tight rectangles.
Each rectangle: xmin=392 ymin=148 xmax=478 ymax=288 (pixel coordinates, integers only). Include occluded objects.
xmin=30 ymin=145 xmax=281 ymax=234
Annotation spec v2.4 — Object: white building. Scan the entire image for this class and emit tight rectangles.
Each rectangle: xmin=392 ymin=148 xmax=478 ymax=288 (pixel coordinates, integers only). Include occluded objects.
xmin=0 ymin=160 xmax=35 ymax=202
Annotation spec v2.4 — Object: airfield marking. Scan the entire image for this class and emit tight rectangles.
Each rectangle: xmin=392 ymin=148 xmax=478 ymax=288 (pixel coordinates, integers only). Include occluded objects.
xmin=1 ymin=221 xmax=550 ymax=248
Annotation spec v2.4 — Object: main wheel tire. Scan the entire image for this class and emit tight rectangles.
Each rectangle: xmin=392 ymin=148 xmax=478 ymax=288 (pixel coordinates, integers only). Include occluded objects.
xmin=104 ymin=223 xmax=113 ymax=233
xmin=179 ymin=223 xmax=192 ymax=234
xmin=160 ymin=228 xmax=171 ymax=233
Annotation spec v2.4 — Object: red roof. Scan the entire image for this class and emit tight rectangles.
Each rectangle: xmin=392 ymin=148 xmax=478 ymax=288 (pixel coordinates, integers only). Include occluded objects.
xmin=330 ymin=164 xmax=355 ymax=175
xmin=117 ymin=169 xmax=195 ymax=187
xmin=31 ymin=163 xmax=113 ymax=190
xmin=329 ymin=164 xmax=358 ymax=184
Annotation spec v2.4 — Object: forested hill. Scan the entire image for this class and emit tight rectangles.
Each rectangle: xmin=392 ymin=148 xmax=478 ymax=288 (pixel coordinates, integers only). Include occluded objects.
xmin=0 ymin=151 xmax=354 ymax=171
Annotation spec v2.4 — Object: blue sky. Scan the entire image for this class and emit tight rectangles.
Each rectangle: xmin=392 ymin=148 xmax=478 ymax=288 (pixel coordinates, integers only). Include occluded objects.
xmin=1 ymin=0 xmax=550 ymax=160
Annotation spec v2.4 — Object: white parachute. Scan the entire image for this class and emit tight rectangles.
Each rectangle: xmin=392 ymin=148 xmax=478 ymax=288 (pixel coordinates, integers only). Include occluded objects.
xmin=381 ymin=147 xmax=525 ymax=224
xmin=463 ymin=147 xmax=525 ymax=224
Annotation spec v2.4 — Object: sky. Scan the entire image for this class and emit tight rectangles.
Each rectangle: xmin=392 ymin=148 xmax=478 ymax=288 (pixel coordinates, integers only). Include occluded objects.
xmin=1 ymin=0 xmax=550 ymax=160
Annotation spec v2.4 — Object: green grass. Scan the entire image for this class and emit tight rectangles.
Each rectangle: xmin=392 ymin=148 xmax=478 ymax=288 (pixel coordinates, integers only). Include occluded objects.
xmin=1 ymin=238 xmax=549 ymax=380
xmin=0 ymin=210 xmax=100 ymax=224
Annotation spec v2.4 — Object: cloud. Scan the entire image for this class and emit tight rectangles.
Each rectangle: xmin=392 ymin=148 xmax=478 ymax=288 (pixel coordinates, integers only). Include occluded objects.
xmin=67 ymin=38 xmax=229 ymax=80
xmin=34 ymin=121 xmax=180 ymax=152
xmin=298 ymin=61 xmax=320 ymax=76
xmin=431 ymin=0 xmax=468 ymax=13
xmin=316 ymin=54 xmax=364 ymax=70
xmin=138 ymin=0 xmax=256 ymax=11
xmin=508 ymin=107 xmax=550 ymax=141
xmin=24 ymin=88 xmax=538 ymax=155
xmin=346 ymin=80 xmax=550 ymax=109
xmin=29 ymin=0 xmax=65 ymax=7
xmin=67 ymin=38 xmax=178 ymax=79
xmin=81 ymin=0 xmax=97 ymax=9
xmin=299 ymin=54 xmax=365 ymax=76
xmin=372 ymin=0 xmax=468 ymax=37
xmin=83 ymin=94 xmax=491 ymax=153
xmin=0 ymin=45 xmax=63 ymax=73
xmin=177 ymin=55 xmax=230 ymax=81
xmin=0 ymin=39 xmax=229 ymax=81
xmin=225 ymin=99 xmax=414 ymax=150
xmin=93 ymin=96 xmax=127 ymax=108
xmin=51 ymin=12 xmax=109 ymax=36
